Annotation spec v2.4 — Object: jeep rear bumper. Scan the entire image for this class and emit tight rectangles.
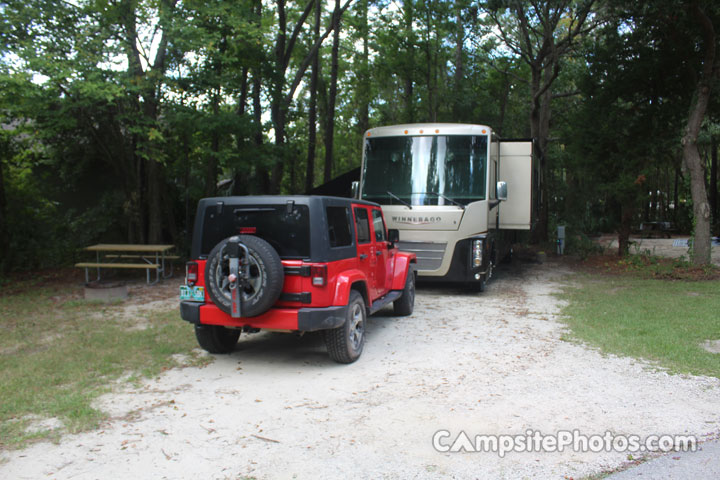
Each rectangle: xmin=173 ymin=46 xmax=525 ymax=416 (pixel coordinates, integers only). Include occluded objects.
xmin=180 ymin=301 xmax=347 ymax=332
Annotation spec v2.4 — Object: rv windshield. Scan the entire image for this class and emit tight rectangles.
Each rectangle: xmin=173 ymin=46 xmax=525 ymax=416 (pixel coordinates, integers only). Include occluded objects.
xmin=361 ymin=135 xmax=488 ymax=206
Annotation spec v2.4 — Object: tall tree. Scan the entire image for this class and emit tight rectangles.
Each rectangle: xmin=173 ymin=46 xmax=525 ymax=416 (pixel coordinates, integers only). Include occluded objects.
xmin=268 ymin=0 xmax=354 ymax=193
xmin=356 ymin=0 xmax=371 ymax=135
xmin=711 ymin=136 xmax=718 ymax=224
xmin=0 ymin=129 xmax=9 ymax=271
xmin=305 ymin=0 xmax=322 ymax=192
xmin=323 ymin=0 xmax=342 ymax=183
xmin=402 ymin=0 xmax=417 ymax=122
xmin=484 ymin=0 xmax=597 ymax=241
xmin=681 ymin=1 xmax=718 ymax=265
xmin=120 ymin=0 xmax=180 ymax=243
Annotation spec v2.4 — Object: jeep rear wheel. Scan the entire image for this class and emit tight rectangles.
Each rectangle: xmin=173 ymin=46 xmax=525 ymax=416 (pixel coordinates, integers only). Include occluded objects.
xmin=393 ymin=267 xmax=415 ymax=316
xmin=194 ymin=325 xmax=240 ymax=354
xmin=324 ymin=290 xmax=366 ymax=364
xmin=205 ymin=235 xmax=284 ymax=317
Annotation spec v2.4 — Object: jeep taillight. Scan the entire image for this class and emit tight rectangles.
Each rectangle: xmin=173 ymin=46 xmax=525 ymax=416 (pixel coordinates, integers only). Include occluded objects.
xmin=186 ymin=262 xmax=198 ymax=286
xmin=311 ymin=265 xmax=327 ymax=286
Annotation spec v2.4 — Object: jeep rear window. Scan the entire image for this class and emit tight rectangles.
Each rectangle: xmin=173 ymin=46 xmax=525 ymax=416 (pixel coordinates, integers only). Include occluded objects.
xmin=354 ymin=207 xmax=371 ymax=244
xmin=326 ymin=206 xmax=353 ymax=248
xmin=200 ymin=204 xmax=310 ymax=259
xmin=371 ymin=209 xmax=386 ymax=242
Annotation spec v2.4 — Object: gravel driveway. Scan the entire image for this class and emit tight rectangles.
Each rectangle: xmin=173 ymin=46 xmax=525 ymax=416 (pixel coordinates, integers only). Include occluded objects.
xmin=2 ymin=262 xmax=719 ymax=479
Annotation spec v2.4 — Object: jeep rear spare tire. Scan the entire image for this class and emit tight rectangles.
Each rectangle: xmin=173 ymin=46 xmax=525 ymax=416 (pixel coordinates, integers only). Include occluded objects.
xmin=205 ymin=235 xmax=284 ymax=317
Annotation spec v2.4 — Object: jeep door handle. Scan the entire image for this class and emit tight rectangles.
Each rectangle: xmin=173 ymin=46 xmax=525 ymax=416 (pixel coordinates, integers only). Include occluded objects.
xmin=375 ymin=250 xmax=382 ymax=256
xmin=359 ymin=254 xmax=368 ymax=260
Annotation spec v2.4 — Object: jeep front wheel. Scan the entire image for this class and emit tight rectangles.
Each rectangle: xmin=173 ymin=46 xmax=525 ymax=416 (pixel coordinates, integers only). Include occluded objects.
xmin=393 ymin=267 xmax=415 ymax=316
xmin=324 ymin=290 xmax=366 ymax=364
xmin=205 ymin=235 xmax=284 ymax=317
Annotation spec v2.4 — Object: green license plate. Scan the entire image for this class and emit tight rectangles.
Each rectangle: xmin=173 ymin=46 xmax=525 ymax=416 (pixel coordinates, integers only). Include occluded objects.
xmin=180 ymin=285 xmax=205 ymax=302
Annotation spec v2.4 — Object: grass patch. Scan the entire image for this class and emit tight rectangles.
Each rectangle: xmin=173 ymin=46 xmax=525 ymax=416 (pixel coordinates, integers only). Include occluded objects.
xmin=560 ymin=274 xmax=720 ymax=378
xmin=0 ymin=279 xmax=208 ymax=449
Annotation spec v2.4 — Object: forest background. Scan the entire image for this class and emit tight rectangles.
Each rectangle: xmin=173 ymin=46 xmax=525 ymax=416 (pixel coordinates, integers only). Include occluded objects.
xmin=1 ymin=0 xmax=718 ymax=272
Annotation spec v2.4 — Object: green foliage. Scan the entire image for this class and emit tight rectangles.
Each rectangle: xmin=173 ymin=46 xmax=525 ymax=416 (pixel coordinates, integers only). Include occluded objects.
xmin=1 ymin=0 xmax=717 ymax=271
xmin=565 ymin=231 xmax=604 ymax=260
xmin=556 ymin=2 xmax=710 ymax=236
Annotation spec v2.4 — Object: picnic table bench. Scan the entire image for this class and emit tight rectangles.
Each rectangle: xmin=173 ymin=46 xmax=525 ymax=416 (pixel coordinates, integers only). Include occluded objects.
xmin=75 ymin=244 xmax=176 ymax=284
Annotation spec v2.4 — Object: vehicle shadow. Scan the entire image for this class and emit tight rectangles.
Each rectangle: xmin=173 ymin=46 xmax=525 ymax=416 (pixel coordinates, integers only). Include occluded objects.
xmin=230 ymin=330 xmax=330 ymax=364
xmin=409 ymin=253 xmax=538 ymax=298
xmin=224 ymin=303 xmax=411 ymax=366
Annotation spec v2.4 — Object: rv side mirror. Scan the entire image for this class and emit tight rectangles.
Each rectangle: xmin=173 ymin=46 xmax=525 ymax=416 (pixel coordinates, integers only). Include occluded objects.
xmin=497 ymin=181 xmax=508 ymax=201
xmin=388 ymin=228 xmax=400 ymax=244
xmin=351 ymin=181 xmax=359 ymax=199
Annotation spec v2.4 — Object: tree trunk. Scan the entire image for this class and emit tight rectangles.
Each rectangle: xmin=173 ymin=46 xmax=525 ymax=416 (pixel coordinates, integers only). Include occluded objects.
xmin=183 ymin=135 xmax=192 ymax=239
xmin=498 ymin=72 xmax=510 ymax=136
xmin=146 ymin=159 xmax=164 ymax=244
xmin=673 ymin=166 xmax=680 ymax=224
xmin=268 ymin=0 xmax=352 ymax=192
xmin=252 ymin=69 xmax=268 ymax=194
xmin=403 ymin=0 xmax=415 ymax=123
xmin=618 ymin=203 xmax=634 ymax=256
xmin=529 ymin=62 xmax=554 ymax=242
xmin=252 ymin=0 xmax=267 ymax=194
xmin=162 ymin=181 xmax=178 ymax=245
xmin=205 ymin=91 xmax=220 ymax=197
xmin=133 ymin=150 xmax=146 ymax=244
xmin=269 ymin=0 xmax=288 ymax=194
xmin=490 ymin=2 xmax=595 ymax=243
xmin=305 ymin=0 xmax=321 ymax=193
xmin=143 ymin=98 xmax=165 ymax=244
xmin=122 ymin=0 xmax=175 ymax=244
xmin=324 ymin=0 xmax=341 ymax=184
xmin=357 ymin=0 xmax=370 ymax=135
xmin=0 ymin=155 xmax=8 ymax=271
xmin=424 ymin=5 xmax=436 ymax=122
xmin=682 ymin=3 xmax=716 ymax=265
xmin=452 ymin=4 xmax=464 ymax=120
xmin=711 ymin=136 xmax=718 ymax=226
xmin=232 ymin=67 xmax=250 ymax=196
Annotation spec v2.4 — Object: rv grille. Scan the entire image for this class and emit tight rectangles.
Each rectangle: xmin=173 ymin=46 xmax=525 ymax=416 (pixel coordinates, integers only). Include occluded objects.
xmin=396 ymin=241 xmax=447 ymax=272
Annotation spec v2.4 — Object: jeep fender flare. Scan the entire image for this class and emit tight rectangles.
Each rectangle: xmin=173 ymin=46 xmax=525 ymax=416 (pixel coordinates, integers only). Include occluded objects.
xmin=391 ymin=253 xmax=417 ymax=291
xmin=332 ymin=269 xmax=369 ymax=307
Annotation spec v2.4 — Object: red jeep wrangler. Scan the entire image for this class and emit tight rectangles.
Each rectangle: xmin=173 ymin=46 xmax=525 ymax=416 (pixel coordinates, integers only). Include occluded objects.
xmin=179 ymin=196 xmax=416 ymax=363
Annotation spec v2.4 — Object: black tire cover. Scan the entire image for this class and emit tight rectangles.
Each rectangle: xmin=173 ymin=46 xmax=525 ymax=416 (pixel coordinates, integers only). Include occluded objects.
xmin=204 ymin=235 xmax=284 ymax=317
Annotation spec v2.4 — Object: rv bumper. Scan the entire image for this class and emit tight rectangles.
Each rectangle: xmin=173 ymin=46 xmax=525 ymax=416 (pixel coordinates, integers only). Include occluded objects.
xmin=434 ymin=236 xmax=491 ymax=283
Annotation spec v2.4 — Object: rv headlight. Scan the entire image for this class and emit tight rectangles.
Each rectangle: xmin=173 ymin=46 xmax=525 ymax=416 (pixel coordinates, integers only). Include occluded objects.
xmin=473 ymin=239 xmax=483 ymax=267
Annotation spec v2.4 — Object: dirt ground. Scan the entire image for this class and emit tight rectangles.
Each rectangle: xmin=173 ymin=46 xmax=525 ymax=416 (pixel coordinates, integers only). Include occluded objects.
xmin=2 ymin=261 xmax=720 ymax=479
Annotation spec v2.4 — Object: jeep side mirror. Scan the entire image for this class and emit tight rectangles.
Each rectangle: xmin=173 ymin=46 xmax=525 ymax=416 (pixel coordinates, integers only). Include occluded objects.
xmin=351 ymin=181 xmax=359 ymax=199
xmin=388 ymin=229 xmax=400 ymax=244
xmin=497 ymin=181 xmax=508 ymax=201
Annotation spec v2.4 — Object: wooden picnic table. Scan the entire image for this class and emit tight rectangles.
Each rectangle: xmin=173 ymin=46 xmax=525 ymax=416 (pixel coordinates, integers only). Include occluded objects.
xmin=76 ymin=244 xmax=177 ymax=284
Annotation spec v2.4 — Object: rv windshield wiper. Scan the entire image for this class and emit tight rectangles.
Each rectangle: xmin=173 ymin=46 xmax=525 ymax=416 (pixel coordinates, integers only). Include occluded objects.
xmin=428 ymin=192 xmax=465 ymax=209
xmin=386 ymin=191 xmax=412 ymax=209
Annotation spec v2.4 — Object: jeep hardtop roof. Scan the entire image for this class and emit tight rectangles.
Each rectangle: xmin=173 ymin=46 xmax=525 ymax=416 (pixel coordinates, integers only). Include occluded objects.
xmin=191 ymin=195 xmax=380 ymax=262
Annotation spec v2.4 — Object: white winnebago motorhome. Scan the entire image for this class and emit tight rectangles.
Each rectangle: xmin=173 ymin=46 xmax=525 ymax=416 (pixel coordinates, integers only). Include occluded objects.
xmin=358 ymin=123 xmax=536 ymax=290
